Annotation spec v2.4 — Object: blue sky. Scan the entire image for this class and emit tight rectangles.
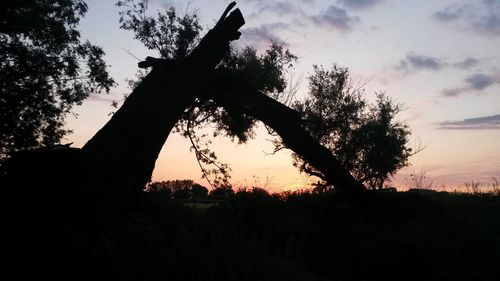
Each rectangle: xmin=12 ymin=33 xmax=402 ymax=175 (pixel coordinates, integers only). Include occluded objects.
xmin=67 ymin=0 xmax=500 ymax=190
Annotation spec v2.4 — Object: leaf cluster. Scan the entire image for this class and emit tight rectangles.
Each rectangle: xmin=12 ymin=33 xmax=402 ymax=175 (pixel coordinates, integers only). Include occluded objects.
xmin=116 ymin=0 xmax=202 ymax=60
xmin=146 ymin=179 xmax=209 ymax=199
xmin=0 ymin=0 xmax=115 ymax=158
xmin=292 ymin=65 xmax=414 ymax=189
xmin=116 ymin=1 xmax=296 ymax=186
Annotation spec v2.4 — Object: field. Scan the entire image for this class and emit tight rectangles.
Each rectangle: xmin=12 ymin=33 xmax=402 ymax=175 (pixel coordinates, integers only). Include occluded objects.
xmin=5 ymin=184 xmax=500 ymax=280
xmin=51 ymin=188 xmax=499 ymax=281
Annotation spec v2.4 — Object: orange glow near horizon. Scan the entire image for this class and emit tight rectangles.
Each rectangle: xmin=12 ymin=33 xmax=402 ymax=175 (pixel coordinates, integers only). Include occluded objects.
xmin=67 ymin=99 xmax=499 ymax=192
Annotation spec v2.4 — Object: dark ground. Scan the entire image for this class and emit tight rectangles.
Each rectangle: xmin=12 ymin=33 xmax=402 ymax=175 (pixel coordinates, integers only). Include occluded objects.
xmin=3 ymin=188 xmax=500 ymax=281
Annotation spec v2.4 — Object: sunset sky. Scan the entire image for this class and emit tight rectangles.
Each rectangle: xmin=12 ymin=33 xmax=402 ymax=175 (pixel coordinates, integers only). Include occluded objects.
xmin=66 ymin=0 xmax=500 ymax=191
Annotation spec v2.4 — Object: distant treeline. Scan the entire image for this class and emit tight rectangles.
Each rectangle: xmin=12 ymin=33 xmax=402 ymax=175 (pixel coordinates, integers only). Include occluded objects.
xmin=146 ymin=180 xmax=234 ymax=200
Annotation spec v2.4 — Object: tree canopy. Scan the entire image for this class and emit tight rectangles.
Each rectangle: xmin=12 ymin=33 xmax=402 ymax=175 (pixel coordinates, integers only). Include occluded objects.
xmin=116 ymin=0 xmax=416 ymax=190
xmin=0 ymin=0 xmax=115 ymax=158
xmin=116 ymin=0 xmax=297 ymax=187
xmin=146 ymin=179 xmax=209 ymax=200
xmin=290 ymin=65 xmax=415 ymax=189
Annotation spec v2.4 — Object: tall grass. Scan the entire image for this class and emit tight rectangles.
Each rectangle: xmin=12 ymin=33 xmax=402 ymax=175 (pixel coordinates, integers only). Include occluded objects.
xmin=407 ymin=168 xmax=435 ymax=189
xmin=492 ymin=177 xmax=500 ymax=195
xmin=459 ymin=177 xmax=500 ymax=195
xmin=464 ymin=180 xmax=481 ymax=194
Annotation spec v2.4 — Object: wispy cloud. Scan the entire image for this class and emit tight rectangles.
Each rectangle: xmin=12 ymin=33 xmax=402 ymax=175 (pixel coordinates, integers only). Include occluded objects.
xmin=309 ymin=5 xmax=360 ymax=31
xmin=452 ymin=57 xmax=480 ymax=70
xmin=240 ymin=22 xmax=290 ymax=48
xmin=441 ymin=72 xmax=500 ymax=97
xmin=246 ymin=1 xmax=305 ymax=19
xmin=87 ymin=94 xmax=121 ymax=104
xmin=258 ymin=1 xmax=300 ymax=15
xmin=396 ymin=53 xmax=447 ymax=73
xmin=337 ymin=0 xmax=385 ymax=10
xmin=465 ymin=73 xmax=496 ymax=90
xmin=438 ymin=114 xmax=500 ymax=129
xmin=241 ymin=0 xmax=315 ymax=4
xmin=392 ymin=53 xmax=495 ymax=97
xmin=246 ymin=2 xmax=362 ymax=34
xmin=395 ymin=53 xmax=483 ymax=75
xmin=158 ymin=0 xmax=176 ymax=9
xmin=433 ymin=0 xmax=500 ymax=36
xmin=239 ymin=0 xmax=267 ymax=3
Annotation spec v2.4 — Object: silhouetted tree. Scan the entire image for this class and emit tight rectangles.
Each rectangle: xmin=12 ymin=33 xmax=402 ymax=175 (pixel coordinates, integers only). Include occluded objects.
xmin=288 ymin=65 xmax=415 ymax=189
xmin=209 ymin=186 xmax=235 ymax=200
xmin=146 ymin=179 xmax=208 ymax=199
xmin=0 ymin=0 xmax=115 ymax=158
xmin=191 ymin=183 xmax=209 ymax=199
xmin=116 ymin=0 xmax=296 ymax=186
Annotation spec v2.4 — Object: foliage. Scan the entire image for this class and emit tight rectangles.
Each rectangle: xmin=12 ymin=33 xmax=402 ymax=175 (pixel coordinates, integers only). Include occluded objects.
xmin=11 ymin=187 xmax=500 ymax=280
xmin=116 ymin=0 xmax=202 ymax=60
xmin=0 ymin=0 xmax=115 ymax=158
xmin=116 ymin=0 xmax=296 ymax=187
xmin=208 ymin=186 xmax=235 ymax=199
xmin=289 ymin=65 xmax=414 ymax=189
xmin=146 ymin=179 xmax=208 ymax=199
xmin=6 ymin=153 xmax=500 ymax=281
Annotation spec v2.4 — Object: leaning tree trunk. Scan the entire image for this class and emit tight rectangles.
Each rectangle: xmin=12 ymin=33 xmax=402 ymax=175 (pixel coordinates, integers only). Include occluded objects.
xmin=77 ymin=1 xmax=364 ymax=196
xmin=81 ymin=3 xmax=244 ymax=195
xmin=205 ymin=74 xmax=366 ymax=193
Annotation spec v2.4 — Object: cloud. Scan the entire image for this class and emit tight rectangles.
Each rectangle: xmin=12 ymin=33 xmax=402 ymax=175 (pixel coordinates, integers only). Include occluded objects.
xmin=441 ymin=72 xmax=500 ymax=97
xmin=438 ymin=114 xmax=500 ymax=129
xmin=309 ymin=5 xmax=360 ymax=31
xmin=452 ymin=57 xmax=480 ymax=70
xmin=433 ymin=10 xmax=460 ymax=22
xmin=337 ymin=0 xmax=385 ymax=10
xmin=396 ymin=53 xmax=447 ymax=73
xmin=87 ymin=94 xmax=120 ymax=103
xmin=240 ymin=22 xmax=289 ymax=48
xmin=161 ymin=1 xmax=176 ymax=8
xmin=465 ymin=73 xmax=496 ymax=90
xmin=258 ymin=1 xmax=300 ymax=15
xmin=396 ymin=53 xmax=483 ymax=74
xmin=394 ymin=54 xmax=494 ymax=98
xmin=433 ymin=0 xmax=500 ymax=36
xmin=239 ymin=0 xmax=266 ymax=3
xmin=441 ymin=88 xmax=466 ymax=97
xmin=241 ymin=0 xmax=314 ymax=3
xmin=247 ymin=1 xmax=304 ymax=18
xmin=247 ymin=3 xmax=361 ymax=34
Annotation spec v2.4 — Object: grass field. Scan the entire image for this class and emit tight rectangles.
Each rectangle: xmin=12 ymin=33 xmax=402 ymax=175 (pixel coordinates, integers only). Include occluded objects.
xmin=5 ymin=187 xmax=500 ymax=280
xmin=93 ymin=189 xmax=500 ymax=280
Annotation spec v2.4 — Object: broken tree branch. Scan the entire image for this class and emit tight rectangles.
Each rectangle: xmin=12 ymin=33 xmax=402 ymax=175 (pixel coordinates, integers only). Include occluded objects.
xmin=81 ymin=3 xmax=245 ymax=194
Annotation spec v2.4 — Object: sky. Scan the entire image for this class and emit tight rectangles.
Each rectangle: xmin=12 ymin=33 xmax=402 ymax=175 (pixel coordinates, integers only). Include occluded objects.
xmin=67 ymin=0 xmax=500 ymax=191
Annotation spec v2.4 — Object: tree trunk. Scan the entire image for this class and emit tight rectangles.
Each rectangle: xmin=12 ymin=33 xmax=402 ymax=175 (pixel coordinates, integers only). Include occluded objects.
xmin=206 ymin=74 xmax=366 ymax=193
xmin=78 ymin=1 xmax=364 ymax=194
xmin=81 ymin=3 xmax=245 ymax=194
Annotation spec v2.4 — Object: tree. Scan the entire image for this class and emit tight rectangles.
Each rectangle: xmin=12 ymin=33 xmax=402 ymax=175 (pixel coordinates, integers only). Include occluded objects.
xmin=146 ymin=179 xmax=208 ymax=199
xmin=1 ymin=3 xmax=368 ymax=279
xmin=116 ymin=0 xmax=296 ymax=187
xmin=2 ymin=5 xmax=248 ymax=278
xmin=114 ymin=0 xmax=365 ymax=192
xmin=290 ymin=65 xmax=415 ymax=189
xmin=0 ymin=0 xmax=115 ymax=159
xmin=209 ymin=186 xmax=235 ymax=199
